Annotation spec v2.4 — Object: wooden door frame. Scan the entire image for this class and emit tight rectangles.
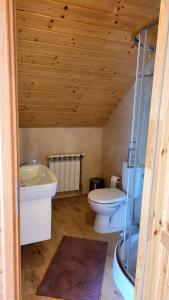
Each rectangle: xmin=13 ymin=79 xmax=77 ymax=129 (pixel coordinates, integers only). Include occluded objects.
xmin=135 ymin=0 xmax=169 ymax=298
xmin=1 ymin=0 xmax=169 ymax=299
xmin=0 ymin=0 xmax=21 ymax=299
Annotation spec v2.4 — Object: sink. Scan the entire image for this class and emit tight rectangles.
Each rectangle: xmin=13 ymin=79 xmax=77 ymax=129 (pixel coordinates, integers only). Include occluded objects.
xmin=20 ymin=164 xmax=57 ymax=201
xmin=19 ymin=164 xmax=57 ymax=245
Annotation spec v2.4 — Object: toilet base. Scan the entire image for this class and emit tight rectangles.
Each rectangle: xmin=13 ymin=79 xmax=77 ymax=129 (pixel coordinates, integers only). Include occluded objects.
xmin=94 ymin=214 xmax=125 ymax=234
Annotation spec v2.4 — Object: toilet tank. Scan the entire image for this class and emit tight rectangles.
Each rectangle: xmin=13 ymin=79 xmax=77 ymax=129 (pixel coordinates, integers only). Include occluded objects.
xmin=122 ymin=162 xmax=144 ymax=198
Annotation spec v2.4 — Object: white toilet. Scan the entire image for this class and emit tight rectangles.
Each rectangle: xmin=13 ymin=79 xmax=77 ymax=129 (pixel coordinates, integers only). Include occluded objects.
xmin=88 ymin=162 xmax=128 ymax=234
xmin=88 ymin=161 xmax=144 ymax=234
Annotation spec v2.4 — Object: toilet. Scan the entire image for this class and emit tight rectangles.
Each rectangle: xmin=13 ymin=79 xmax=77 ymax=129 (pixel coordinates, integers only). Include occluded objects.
xmin=88 ymin=162 xmax=144 ymax=234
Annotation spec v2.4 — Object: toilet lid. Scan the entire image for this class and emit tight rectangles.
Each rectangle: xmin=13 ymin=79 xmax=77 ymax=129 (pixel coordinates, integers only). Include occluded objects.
xmin=88 ymin=188 xmax=127 ymax=204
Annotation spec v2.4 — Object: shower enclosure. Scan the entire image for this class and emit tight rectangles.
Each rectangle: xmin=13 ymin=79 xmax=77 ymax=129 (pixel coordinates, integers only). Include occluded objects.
xmin=113 ymin=24 xmax=158 ymax=300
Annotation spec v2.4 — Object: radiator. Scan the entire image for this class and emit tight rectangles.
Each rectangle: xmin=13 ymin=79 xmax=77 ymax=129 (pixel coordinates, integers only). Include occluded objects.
xmin=48 ymin=154 xmax=83 ymax=192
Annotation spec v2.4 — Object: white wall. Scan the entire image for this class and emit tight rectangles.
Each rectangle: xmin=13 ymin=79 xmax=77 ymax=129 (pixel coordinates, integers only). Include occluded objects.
xmin=101 ymin=58 xmax=154 ymax=186
xmin=19 ymin=128 xmax=103 ymax=193
xmin=102 ymin=86 xmax=134 ymax=186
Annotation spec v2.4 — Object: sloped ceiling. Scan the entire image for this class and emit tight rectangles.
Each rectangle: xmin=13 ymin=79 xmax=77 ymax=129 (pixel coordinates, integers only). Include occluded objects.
xmin=16 ymin=0 xmax=160 ymax=127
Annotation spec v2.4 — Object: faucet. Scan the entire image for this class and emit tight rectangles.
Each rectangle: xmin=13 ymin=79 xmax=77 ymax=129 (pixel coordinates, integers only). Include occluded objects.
xmin=20 ymin=160 xmax=39 ymax=167
xmin=20 ymin=162 xmax=28 ymax=167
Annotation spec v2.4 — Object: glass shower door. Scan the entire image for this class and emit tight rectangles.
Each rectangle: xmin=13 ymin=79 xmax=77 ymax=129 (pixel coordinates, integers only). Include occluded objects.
xmin=122 ymin=29 xmax=155 ymax=280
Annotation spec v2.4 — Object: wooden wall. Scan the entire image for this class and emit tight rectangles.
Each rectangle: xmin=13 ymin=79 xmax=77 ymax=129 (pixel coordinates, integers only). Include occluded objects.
xmin=15 ymin=0 xmax=160 ymax=127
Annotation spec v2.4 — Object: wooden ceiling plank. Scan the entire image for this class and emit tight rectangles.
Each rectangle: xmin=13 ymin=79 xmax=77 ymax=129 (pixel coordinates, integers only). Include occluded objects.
xmin=121 ymin=3 xmax=159 ymax=17
xmin=16 ymin=0 xmax=159 ymax=128
xmin=17 ymin=61 xmax=136 ymax=78
xmin=16 ymin=0 xmax=118 ymax=29
xmin=53 ymin=0 xmax=159 ymax=14
xmin=20 ymin=118 xmax=106 ymax=124
xmin=17 ymin=52 xmax=136 ymax=74
xmin=18 ymin=69 xmax=134 ymax=86
xmin=18 ymin=96 xmax=125 ymax=106
xmin=16 ymin=26 xmax=132 ymax=53
xmin=18 ymin=81 xmax=130 ymax=93
xmin=18 ymin=102 xmax=121 ymax=109
xmin=18 ymin=97 xmax=120 ymax=105
xmin=18 ymin=89 xmax=126 ymax=98
xmin=18 ymin=72 xmax=133 ymax=91
xmin=49 ymin=0 xmax=117 ymax=14
xmin=16 ymin=10 xmax=130 ymax=42
xmin=16 ymin=0 xmax=159 ymax=32
xmin=19 ymin=123 xmax=105 ymax=128
xmin=18 ymin=84 xmax=128 ymax=92
xmin=17 ymin=39 xmax=136 ymax=63
xmin=19 ymin=118 xmax=109 ymax=125
xmin=19 ymin=105 xmax=115 ymax=112
xmin=19 ymin=111 xmax=110 ymax=118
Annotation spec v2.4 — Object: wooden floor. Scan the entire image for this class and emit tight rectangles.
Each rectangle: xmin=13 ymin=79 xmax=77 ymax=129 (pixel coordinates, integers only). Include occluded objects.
xmin=21 ymin=195 xmax=124 ymax=300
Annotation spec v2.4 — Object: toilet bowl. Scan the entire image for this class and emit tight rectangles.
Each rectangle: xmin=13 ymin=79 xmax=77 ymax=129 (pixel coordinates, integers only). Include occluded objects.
xmin=88 ymin=161 xmax=128 ymax=233
xmin=88 ymin=188 xmax=127 ymax=233
xmin=88 ymin=161 xmax=144 ymax=234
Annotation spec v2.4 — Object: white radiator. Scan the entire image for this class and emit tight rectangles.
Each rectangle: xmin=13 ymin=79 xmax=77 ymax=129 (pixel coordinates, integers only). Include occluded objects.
xmin=48 ymin=154 xmax=83 ymax=192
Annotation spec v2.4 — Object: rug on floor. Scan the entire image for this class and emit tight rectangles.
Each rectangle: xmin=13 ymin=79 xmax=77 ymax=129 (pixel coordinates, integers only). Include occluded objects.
xmin=37 ymin=236 xmax=108 ymax=300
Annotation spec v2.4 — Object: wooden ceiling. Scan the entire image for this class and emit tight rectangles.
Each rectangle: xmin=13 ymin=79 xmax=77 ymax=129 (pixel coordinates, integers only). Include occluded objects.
xmin=16 ymin=0 xmax=160 ymax=127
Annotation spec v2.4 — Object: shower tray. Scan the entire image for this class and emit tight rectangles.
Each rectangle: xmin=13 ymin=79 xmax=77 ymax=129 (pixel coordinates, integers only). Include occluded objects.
xmin=113 ymin=233 xmax=138 ymax=300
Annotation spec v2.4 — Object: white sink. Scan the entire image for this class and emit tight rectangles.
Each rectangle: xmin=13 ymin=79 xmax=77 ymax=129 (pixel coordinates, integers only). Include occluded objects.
xmin=19 ymin=164 xmax=57 ymax=245
xmin=20 ymin=164 xmax=57 ymax=201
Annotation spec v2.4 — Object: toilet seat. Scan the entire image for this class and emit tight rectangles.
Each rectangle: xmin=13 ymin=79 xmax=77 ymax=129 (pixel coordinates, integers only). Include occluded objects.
xmin=88 ymin=188 xmax=127 ymax=204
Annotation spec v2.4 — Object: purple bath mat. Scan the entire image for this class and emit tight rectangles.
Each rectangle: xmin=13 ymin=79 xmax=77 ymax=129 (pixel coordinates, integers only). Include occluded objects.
xmin=37 ymin=236 xmax=108 ymax=300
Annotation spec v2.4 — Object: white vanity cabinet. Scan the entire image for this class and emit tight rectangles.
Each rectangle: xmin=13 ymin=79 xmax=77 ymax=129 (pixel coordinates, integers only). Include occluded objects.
xmin=20 ymin=198 xmax=52 ymax=245
xmin=19 ymin=164 xmax=57 ymax=245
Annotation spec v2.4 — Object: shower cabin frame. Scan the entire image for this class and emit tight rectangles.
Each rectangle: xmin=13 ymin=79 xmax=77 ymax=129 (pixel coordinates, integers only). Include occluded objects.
xmin=0 ymin=0 xmax=169 ymax=299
